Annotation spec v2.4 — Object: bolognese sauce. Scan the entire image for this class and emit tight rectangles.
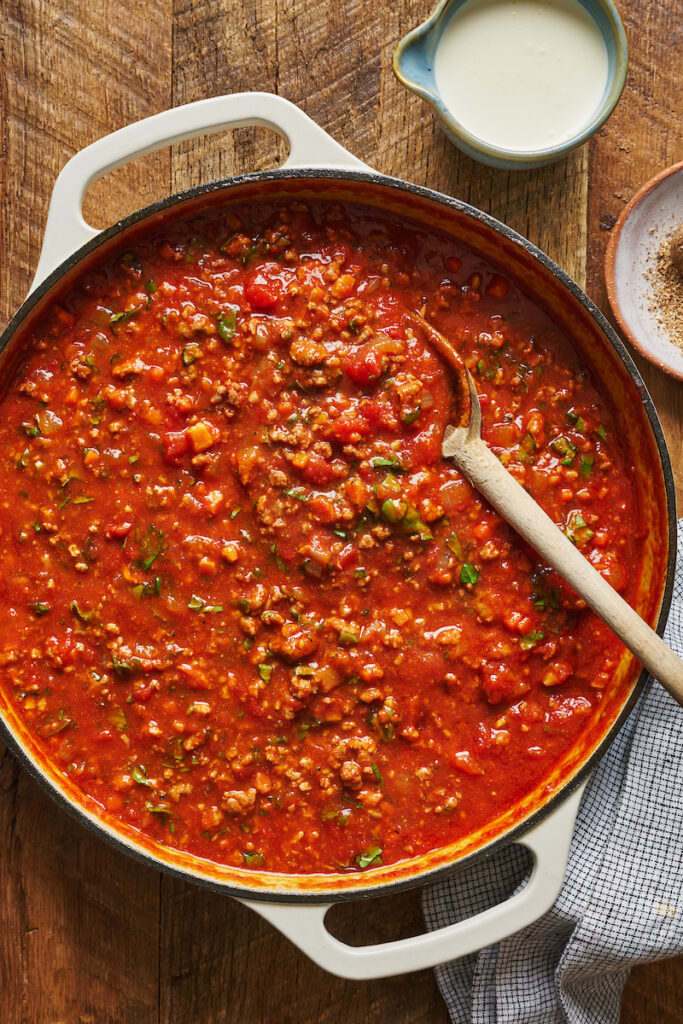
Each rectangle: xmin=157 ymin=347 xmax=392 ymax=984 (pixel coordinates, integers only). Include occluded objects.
xmin=0 ymin=201 xmax=640 ymax=873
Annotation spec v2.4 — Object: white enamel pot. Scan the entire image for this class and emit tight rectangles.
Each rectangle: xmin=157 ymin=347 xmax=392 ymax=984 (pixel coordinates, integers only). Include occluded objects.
xmin=0 ymin=93 xmax=674 ymax=981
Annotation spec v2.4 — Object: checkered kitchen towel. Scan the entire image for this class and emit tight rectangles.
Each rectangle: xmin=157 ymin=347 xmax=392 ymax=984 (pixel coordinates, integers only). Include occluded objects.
xmin=423 ymin=522 xmax=683 ymax=1024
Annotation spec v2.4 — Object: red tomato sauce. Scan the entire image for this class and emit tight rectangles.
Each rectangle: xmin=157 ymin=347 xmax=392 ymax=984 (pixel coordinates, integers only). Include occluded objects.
xmin=0 ymin=201 xmax=642 ymax=874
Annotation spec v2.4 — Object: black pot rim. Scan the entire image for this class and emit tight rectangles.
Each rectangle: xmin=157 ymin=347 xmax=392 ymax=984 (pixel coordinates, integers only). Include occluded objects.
xmin=0 ymin=166 xmax=676 ymax=905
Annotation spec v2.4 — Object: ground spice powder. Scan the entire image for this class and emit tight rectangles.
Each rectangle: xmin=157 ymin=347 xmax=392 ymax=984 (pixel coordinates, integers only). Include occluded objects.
xmin=646 ymin=227 xmax=683 ymax=350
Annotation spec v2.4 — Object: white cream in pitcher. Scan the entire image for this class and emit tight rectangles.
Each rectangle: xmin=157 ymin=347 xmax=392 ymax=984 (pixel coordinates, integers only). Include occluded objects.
xmin=434 ymin=0 xmax=609 ymax=153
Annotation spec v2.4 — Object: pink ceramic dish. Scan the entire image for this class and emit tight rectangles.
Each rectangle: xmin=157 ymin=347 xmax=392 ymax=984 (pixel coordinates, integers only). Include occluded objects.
xmin=605 ymin=161 xmax=683 ymax=380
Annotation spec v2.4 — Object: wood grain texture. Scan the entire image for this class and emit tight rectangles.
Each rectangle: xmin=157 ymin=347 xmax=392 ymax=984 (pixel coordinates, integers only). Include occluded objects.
xmin=0 ymin=0 xmax=681 ymax=1021
xmin=0 ymin=2 xmax=171 ymax=1022
xmin=586 ymin=0 xmax=683 ymax=498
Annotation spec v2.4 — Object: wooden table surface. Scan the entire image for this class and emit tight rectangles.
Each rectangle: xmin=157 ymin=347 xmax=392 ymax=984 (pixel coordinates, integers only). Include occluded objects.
xmin=0 ymin=1 xmax=681 ymax=1021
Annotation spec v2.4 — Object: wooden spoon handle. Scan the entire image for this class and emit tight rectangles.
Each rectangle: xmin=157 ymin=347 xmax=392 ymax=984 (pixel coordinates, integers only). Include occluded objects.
xmin=453 ymin=436 xmax=683 ymax=708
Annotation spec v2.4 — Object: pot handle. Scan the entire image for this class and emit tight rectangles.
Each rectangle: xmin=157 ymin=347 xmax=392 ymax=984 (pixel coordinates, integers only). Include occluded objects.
xmin=240 ymin=782 xmax=585 ymax=980
xmin=31 ymin=92 xmax=370 ymax=292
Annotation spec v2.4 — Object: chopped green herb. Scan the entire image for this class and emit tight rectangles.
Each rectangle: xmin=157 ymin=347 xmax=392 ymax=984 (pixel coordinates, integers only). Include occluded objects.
xmin=145 ymin=279 xmax=157 ymax=294
xmin=460 ymin=563 xmax=479 ymax=585
xmin=217 ymin=310 xmax=237 ymax=344
xmin=371 ymin=456 xmax=405 ymax=472
xmin=70 ymin=601 xmax=94 ymax=622
xmin=566 ymin=511 xmax=594 ymax=547
xmin=596 ymin=424 xmax=606 ymax=439
xmin=401 ymin=406 xmax=421 ymax=425
xmin=138 ymin=525 xmax=167 ymax=570
xmin=580 ymin=455 xmax=594 ymax=477
xmin=242 ymin=851 xmax=265 ymax=867
xmin=230 ymin=507 xmax=241 ymax=519
xmin=132 ymin=766 xmax=153 ymax=787
xmin=132 ymin=577 xmax=162 ymax=599
xmin=446 ymin=532 xmax=464 ymax=558
xmin=110 ymin=305 xmax=143 ymax=329
xmin=550 ymin=436 xmax=577 ymax=458
xmin=356 ymin=845 xmax=383 ymax=869
xmin=182 ymin=342 xmax=202 ymax=366
xmin=112 ymin=655 xmax=143 ymax=675
xmin=72 ymin=496 xmax=94 ymax=504
xmin=516 ymin=433 xmax=536 ymax=463
xmin=108 ymin=708 xmax=128 ymax=731
xmin=188 ymin=594 xmax=222 ymax=613
xmin=271 ymin=544 xmax=287 ymax=572
xmin=283 ymin=487 xmax=309 ymax=502
xmin=338 ymin=629 xmax=359 ymax=645
xmin=520 ymin=630 xmax=545 ymax=650
xmin=354 ymin=567 xmax=367 ymax=579
xmin=402 ymin=505 xmax=433 ymax=541
xmin=566 ymin=409 xmax=586 ymax=432
xmin=29 ymin=601 xmax=51 ymax=616
xmin=381 ymin=498 xmax=407 ymax=523
xmin=145 ymin=802 xmax=173 ymax=815
xmin=258 ymin=663 xmax=273 ymax=682
xmin=22 ymin=420 xmax=41 ymax=439
xmin=371 ymin=764 xmax=383 ymax=785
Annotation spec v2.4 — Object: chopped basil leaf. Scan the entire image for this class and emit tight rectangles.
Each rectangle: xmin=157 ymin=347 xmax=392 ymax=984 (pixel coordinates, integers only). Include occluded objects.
xmin=242 ymin=851 xmax=265 ymax=867
xmin=381 ymin=498 xmax=407 ymax=523
xmin=29 ymin=601 xmax=51 ymax=616
xmin=446 ymin=532 xmax=463 ymax=558
xmin=108 ymin=708 xmax=128 ymax=731
xmin=401 ymin=406 xmax=421 ymax=425
xmin=182 ymin=342 xmax=202 ymax=366
xmin=356 ymin=845 xmax=383 ymax=869
xmin=371 ymin=456 xmax=405 ymax=472
xmin=70 ymin=601 xmax=94 ymax=621
xmin=217 ymin=310 xmax=237 ymax=344
xmin=145 ymin=802 xmax=173 ymax=815
xmin=112 ymin=655 xmax=143 ymax=675
xmin=188 ymin=594 xmax=222 ymax=613
xmin=132 ymin=766 xmax=153 ymax=787
xmin=520 ymin=630 xmax=545 ymax=650
xmin=460 ymin=563 xmax=479 ymax=585
xmin=110 ymin=305 xmax=143 ymax=329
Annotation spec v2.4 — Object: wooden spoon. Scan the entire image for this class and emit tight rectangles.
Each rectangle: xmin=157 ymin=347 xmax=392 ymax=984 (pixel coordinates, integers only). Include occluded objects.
xmin=409 ymin=312 xmax=683 ymax=709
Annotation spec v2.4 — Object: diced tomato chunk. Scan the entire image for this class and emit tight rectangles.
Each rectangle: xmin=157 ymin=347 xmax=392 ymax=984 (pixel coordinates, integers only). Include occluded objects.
xmin=326 ymin=415 xmax=370 ymax=443
xmin=245 ymin=263 xmax=286 ymax=310
xmin=343 ymin=344 xmax=384 ymax=384
xmin=163 ymin=430 xmax=191 ymax=462
xmin=337 ymin=544 xmax=358 ymax=570
xmin=298 ymin=454 xmax=343 ymax=486
xmin=105 ymin=522 xmax=133 ymax=539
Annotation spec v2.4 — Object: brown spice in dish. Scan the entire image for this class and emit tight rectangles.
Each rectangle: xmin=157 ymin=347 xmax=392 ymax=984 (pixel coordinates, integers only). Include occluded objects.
xmin=645 ymin=227 xmax=683 ymax=350
xmin=670 ymin=223 xmax=683 ymax=275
